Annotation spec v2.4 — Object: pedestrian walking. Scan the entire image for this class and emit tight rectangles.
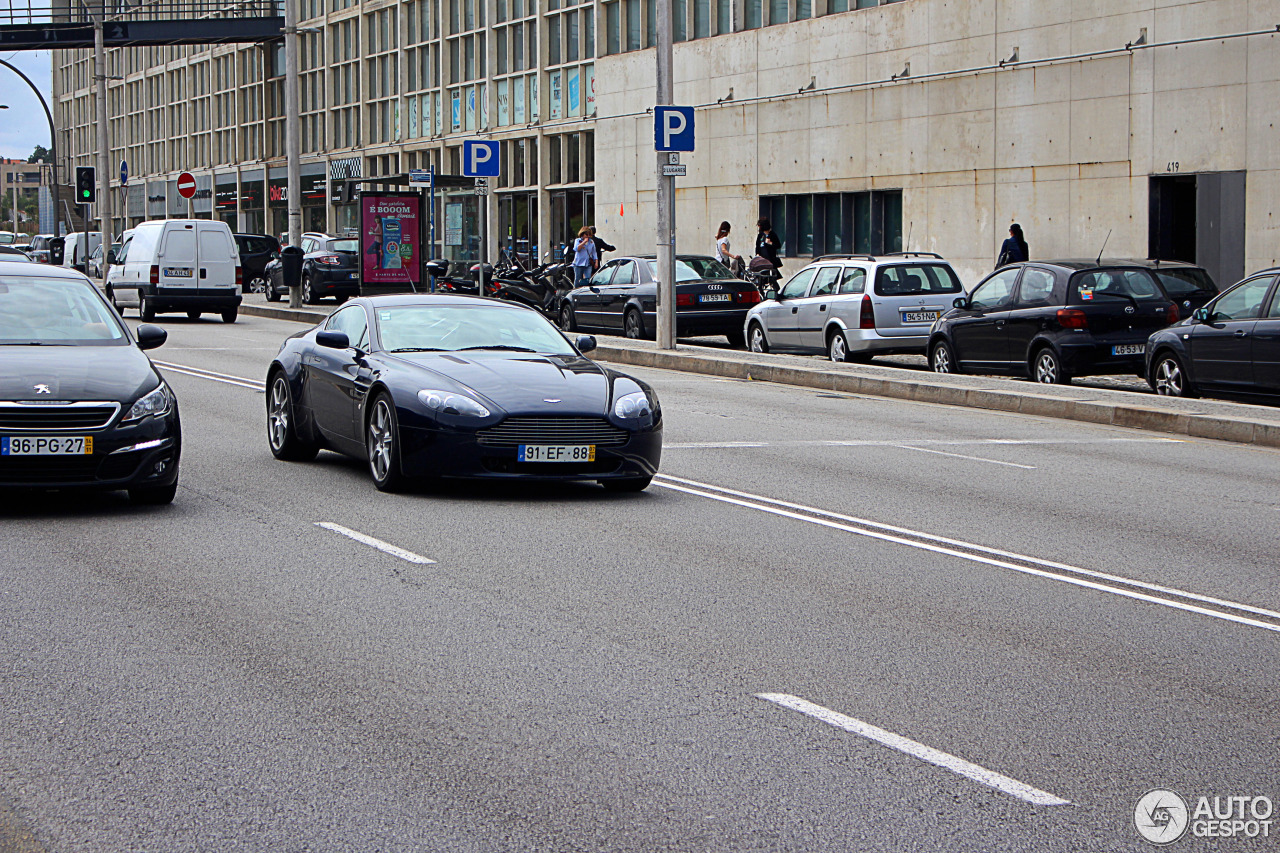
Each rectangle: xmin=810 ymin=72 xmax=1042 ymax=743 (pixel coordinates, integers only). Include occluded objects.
xmin=997 ymin=223 xmax=1029 ymax=268
xmin=751 ymin=217 xmax=783 ymax=285
xmin=590 ymin=226 xmax=615 ymax=261
xmin=571 ymin=225 xmax=598 ymax=287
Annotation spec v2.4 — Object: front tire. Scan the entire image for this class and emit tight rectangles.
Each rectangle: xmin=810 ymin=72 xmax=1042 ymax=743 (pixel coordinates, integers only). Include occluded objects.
xmin=1151 ymin=352 xmax=1196 ymax=397
xmin=559 ymin=304 xmax=577 ymax=332
xmin=302 ymin=275 xmax=318 ymax=305
xmin=186 ymin=310 xmax=201 ymax=320
xmin=748 ymin=322 xmax=769 ymax=353
xmin=139 ymin=291 xmax=155 ymax=322
xmin=725 ymin=329 xmax=746 ymax=348
xmin=265 ymin=282 xmax=282 ymax=302
xmin=1032 ymin=347 xmax=1071 ymax=385
xmin=930 ymin=340 xmax=957 ymax=374
xmin=601 ymin=476 xmax=653 ymax=492
xmin=247 ymin=275 xmax=268 ymax=294
xmin=128 ymin=482 xmax=177 ymax=505
xmin=266 ymin=372 xmax=320 ymax=461
xmin=624 ymin=307 xmax=645 ymax=340
xmin=366 ymin=394 xmax=405 ymax=492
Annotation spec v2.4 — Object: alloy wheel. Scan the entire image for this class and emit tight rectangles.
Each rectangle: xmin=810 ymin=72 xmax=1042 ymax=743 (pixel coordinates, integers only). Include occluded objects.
xmin=268 ymin=376 xmax=290 ymax=450
xmin=932 ymin=343 xmax=952 ymax=374
xmin=249 ymin=276 xmax=268 ymax=294
xmin=1154 ymin=357 xmax=1185 ymax=396
xmin=1035 ymin=350 xmax=1059 ymax=383
xmin=367 ymin=399 xmax=395 ymax=483
xmin=829 ymin=333 xmax=847 ymax=363
xmin=625 ymin=310 xmax=642 ymax=339
xmin=749 ymin=324 xmax=768 ymax=353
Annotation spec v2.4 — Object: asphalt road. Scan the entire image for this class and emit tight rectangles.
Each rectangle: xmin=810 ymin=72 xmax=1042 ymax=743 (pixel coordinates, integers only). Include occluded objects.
xmin=2 ymin=312 xmax=1277 ymax=852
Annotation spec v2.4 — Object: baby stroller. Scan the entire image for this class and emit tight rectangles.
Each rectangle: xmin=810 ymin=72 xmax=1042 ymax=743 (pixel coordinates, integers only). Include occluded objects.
xmin=744 ymin=254 xmax=781 ymax=294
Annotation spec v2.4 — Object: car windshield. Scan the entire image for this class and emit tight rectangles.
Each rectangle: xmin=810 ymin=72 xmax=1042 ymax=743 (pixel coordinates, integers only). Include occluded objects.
xmin=332 ymin=239 xmax=359 ymax=253
xmin=1153 ymin=268 xmax=1216 ymax=299
xmin=0 ymin=275 xmax=127 ymax=345
xmin=375 ymin=303 xmax=574 ymax=355
xmin=645 ymin=257 xmax=736 ymax=282
xmin=1071 ymin=269 xmax=1162 ymax=301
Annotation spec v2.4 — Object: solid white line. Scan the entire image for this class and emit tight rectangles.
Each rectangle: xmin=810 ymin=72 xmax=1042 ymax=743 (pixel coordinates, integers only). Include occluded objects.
xmin=665 ymin=437 xmax=1182 ymax=449
xmin=756 ymin=693 xmax=1070 ymax=807
xmin=314 ymin=522 xmax=436 ymax=564
xmin=893 ymin=444 xmax=1036 ymax=469
xmin=653 ymin=477 xmax=1280 ymax=634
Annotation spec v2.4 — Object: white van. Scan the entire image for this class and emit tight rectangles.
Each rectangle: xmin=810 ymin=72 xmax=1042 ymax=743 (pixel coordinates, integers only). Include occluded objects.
xmin=106 ymin=219 xmax=242 ymax=323
xmin=61 ymin=232 xmax=102 ymax=273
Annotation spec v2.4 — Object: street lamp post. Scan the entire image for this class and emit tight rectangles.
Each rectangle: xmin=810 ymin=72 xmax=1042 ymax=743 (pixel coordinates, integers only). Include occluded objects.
xmin=0 ymin=61 xmax=60 ymax=237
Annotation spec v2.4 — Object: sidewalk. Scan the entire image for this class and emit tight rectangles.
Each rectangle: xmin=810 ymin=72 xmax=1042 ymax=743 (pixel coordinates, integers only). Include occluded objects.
xmin=235 ymin=293 xmax=1280 ymax=450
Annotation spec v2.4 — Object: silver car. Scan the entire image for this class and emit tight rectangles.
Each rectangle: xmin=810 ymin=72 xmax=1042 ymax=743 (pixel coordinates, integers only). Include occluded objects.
xmin=743 ymin=253 xmax=965 ymax=361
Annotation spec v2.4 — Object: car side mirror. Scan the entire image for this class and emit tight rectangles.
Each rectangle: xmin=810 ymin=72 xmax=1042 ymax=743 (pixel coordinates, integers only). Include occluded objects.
xmin=575 ymin=334 xmax=597 ymax=353
xmin=316 ymin=329 xmax=350 ymax=349
xmin=764 ymin=288 xmax=778 ymax=300
xmin=953 ymin=297 xmax=969 ymax=309
xmin=1192 ymin=308 xmax=1210 ymax=323
xmin=135 ymin=324 xmax=167 ymax=350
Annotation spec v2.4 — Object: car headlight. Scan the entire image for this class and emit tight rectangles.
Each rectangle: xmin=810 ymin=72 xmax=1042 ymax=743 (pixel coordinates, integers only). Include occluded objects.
xmin=613 ymin=390 xmax=653 ymax=419
xmin=417 ymin=389 xmax=490 ymax=418
xmin=124 ymin=383 xmax=172 ymax=422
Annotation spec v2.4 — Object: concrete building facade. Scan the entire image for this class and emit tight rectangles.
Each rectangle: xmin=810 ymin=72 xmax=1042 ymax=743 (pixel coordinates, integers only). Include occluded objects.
xmin=53 ymin=0 xmax=1277 ymax=289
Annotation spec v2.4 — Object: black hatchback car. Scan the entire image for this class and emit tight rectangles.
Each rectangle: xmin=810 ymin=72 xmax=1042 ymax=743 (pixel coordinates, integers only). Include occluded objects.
xmin=1130 ymin=259 xmax=1219 ymax=315
xmin=1145 ymin=270 xmax=1280 ymax=401
xmin=265 ymin=233 xmax=360 ymax=304
xmin=929 ymin=260 xmax=1179 ymax=384
xmin=234 ymin=233 xmax=280 ymax=294
xmin=0 ymin=261 xmax=181 ymax=503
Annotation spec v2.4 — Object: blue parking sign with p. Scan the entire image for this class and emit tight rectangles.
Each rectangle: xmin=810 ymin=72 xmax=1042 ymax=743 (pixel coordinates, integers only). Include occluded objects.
xmin=463 ymin=140 xmax=500 ymax=177
xmin=654 ymin=106 xmax=695 ymax=152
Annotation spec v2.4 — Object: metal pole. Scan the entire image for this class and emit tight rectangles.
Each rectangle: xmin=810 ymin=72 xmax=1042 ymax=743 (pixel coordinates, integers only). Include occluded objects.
xmin=429 ymin=165 xmax=436 ymax=292
xmin=93 ymin=17 xmax=112 ymax=277
xmin=0 ymin=59 xmax=61 ymax=237
xmin=478 ymin=188 xmax=487 ymax=297
xmin=284 ymin=0 xmax=303 ymax=307
xmin=655 ymin=0 xmax=676 ymax=349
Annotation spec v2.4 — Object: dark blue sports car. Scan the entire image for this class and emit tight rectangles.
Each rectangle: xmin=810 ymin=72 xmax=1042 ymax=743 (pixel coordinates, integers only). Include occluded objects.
xmin=265 ymin=294 xmax=662 ymax=491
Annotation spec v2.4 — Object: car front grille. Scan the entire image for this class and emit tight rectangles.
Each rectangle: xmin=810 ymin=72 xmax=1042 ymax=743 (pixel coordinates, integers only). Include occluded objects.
xmin=0 ymin=402 xmax=121 ymax=431
xmin=476 ymin=416 xmax=630 ymax=447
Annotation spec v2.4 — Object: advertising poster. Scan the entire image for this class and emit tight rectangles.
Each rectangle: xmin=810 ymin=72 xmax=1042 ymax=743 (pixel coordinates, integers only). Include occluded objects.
xmin=550 ymin=72 xmax=562 ymax=120
xmin=360 ymin=193 xmax=421 ymax=290
xmin=568 ymin=71 xmax=580 ymax=116
xmin=445 ymin=203 xmax=463 ymax=246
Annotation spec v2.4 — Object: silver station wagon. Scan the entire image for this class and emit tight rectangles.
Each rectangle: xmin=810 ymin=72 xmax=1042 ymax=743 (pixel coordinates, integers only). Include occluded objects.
xmin=743 ymin=253 xmax=965 ymax=361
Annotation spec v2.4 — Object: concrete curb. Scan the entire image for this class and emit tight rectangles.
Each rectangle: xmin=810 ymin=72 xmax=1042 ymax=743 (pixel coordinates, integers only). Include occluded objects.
xmin=237 ymin=303 xmax=1280 ymax=450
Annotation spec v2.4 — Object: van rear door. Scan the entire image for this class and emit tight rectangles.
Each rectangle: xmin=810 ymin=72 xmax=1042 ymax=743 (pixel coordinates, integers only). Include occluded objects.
xmin=196 ymin=224 xmax=238 ymax=288
xmin=159 ymin=226 xmax=198 ymax=289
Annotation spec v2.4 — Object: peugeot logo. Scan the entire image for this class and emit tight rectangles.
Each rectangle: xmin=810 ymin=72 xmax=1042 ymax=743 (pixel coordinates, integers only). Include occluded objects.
xmin=33 ymin=384 xmax=51 ymax=395
xmin=1124 ymin=306 xmax=1135 ymax=314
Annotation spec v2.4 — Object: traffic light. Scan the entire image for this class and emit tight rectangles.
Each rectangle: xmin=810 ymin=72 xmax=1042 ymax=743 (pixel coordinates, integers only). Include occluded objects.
xmin=75 ymin=166 xmax=96 ymax=204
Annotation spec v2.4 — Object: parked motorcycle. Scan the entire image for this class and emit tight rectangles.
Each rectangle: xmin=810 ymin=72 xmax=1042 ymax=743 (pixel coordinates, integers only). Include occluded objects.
xmin=492 ymin=249 xmax=575 ymax=319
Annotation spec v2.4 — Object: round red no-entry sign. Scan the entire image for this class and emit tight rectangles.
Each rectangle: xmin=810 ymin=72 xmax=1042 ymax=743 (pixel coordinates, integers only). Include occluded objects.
xmin=177 ymin=171 xmax=197 ymax=199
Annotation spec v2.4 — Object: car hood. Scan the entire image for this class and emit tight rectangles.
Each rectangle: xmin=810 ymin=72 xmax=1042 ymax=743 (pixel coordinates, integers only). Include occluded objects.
xmin=386 ymin=351 xmax=612 ymax=414
xmin=0 ymin=344 xmax=158 ymax=402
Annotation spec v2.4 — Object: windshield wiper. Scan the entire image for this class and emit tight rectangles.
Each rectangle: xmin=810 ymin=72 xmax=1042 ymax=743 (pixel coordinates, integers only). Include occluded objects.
xmin=2 ymin=341 xmax=70 ymax=346
xmin=388 ymin=347 xmax=448 ymax=353
xmin=456 ymin=345 xmax=540 ymax=352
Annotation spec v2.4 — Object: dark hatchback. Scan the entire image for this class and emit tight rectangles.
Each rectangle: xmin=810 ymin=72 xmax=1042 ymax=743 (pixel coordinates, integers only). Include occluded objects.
xmin=1146 ymin=270 xmax=1280 ymax=401
xmin=1131 ymin=259 xmax=1219 ymax=314
xmin=265 ymin=234 xmax=360 ymax=304
xmin=234 ymin=233 xmax=280 ymax=294
xmin=0 ymin=261 xmax=181 ymax=503
xmin=558 ymin=255 xmax=762 ymax=346
xmin=929 ymin=260 xmax=1179 ymax=384
xmin=266 ymin=295 xmax=662 ymax=492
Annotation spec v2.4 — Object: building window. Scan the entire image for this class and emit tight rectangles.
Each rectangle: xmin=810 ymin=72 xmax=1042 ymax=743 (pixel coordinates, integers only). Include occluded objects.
xmin=760 ymin=190 xmax=904 ymax=257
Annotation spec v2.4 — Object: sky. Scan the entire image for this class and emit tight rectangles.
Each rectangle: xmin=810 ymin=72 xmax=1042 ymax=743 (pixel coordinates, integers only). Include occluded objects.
xmin=0 ymin=50 xmax=54 ymax=162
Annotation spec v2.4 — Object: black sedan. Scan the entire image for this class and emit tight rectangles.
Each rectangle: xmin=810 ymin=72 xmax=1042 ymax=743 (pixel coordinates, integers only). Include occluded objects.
xmin=265 ymin=234 xmax=360 ymax=304
xmin=265 ymin=294 xmax=662 ymax=492
xmin=558 ymin=255 xmax=762 ymax=346
xmin=929 ymin=260 xmax=1179 ymax=384
xmin=0 ymin=260 xmax=180 ymax=503
xmin=1146 ymin=270 xmax=1280 ymax=401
